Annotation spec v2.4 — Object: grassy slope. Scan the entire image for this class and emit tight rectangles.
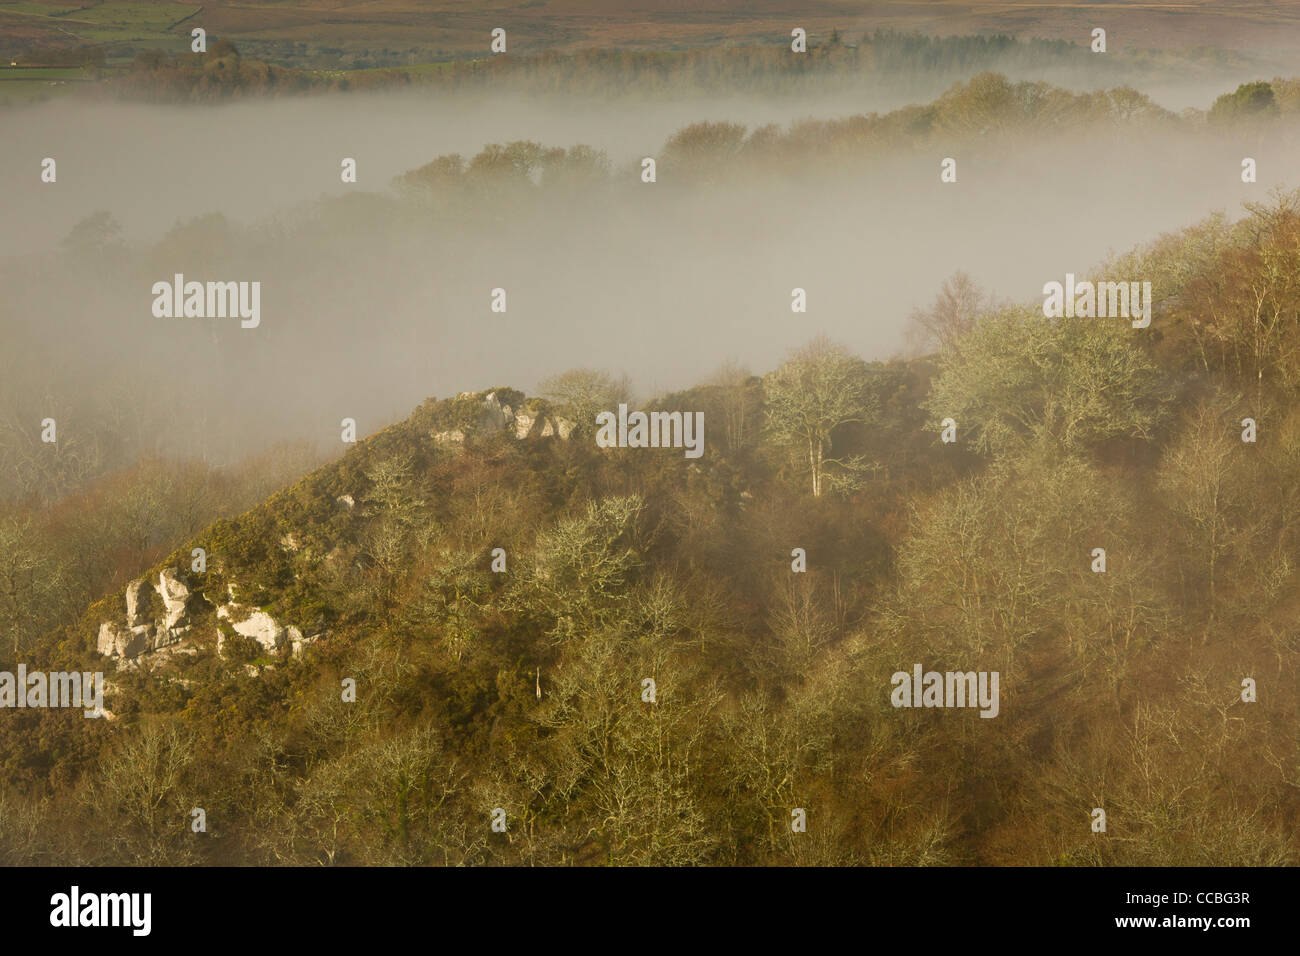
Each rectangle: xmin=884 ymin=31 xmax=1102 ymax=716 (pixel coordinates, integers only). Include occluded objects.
xmin=6 ymin=0 xmax=1300 ymax=58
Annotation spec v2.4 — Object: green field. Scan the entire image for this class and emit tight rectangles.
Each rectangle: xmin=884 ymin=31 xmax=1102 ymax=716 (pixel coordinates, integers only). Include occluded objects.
xmin=0 ymin=3 xmax=87 ymax=15
xmin=0 ymin=66 xmax=88 ymax=78
xmin=1 ymin=0 xmax=1296 ymax=68
xmin=0 ymin=0 xmax=199 ymax=48
xmin=0 ymin=79 xmax=79 ymax=104
xmin=0 ymin=60 xmax=100 ymax=105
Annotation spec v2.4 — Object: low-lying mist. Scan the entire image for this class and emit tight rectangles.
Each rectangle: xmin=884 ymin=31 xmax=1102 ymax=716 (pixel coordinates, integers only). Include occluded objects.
xmin=5 ymin=74 xmax=1300 ymax=495
xmin=2 ymin=45 xmax=1282 ymax=258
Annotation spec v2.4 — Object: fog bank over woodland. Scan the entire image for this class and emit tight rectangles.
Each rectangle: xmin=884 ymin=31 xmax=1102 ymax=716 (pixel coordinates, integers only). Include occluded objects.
xmin=5 ymin=81 xmax=1300 ymax=477
xmin=3 ymin=55 xmax=1280 ymax=258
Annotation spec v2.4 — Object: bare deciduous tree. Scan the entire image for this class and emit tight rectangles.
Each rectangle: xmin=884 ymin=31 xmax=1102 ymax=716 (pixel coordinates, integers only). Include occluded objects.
xmin=763 ymin=337 xmax=876 ymax=498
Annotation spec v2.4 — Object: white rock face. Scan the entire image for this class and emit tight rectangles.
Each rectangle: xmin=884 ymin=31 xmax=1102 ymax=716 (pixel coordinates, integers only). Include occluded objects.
xmin=514 ymin=411 xmax=536 ymax=439
xmin=99 ymin=570 xmax=193 ymax=660
xmin=287 ymin=627 xmax=311 ymax=658
xmin=157 ymin=569 xmax=190 ymax=632
xmin=438 ymin=391 xmax=573 ymax=442
xmin=214 ymin=597 xmax=313 ymax=660
xmin=98 ymin=568 xmax=316 ymax=666
xmin=515 ymin=406 xmax=574 ymax=441
xmin=217 ymin=604 xmax=290 ymax=653
xmin=95 ymin=622 xmax=117 ymax=656
xmin=151 ymin=624 xmax=187 ymax=653
xmin=540 ymin=418 xmax=577 ymax=442
xmin=97 ymin=621 xmax=150 ymax=659
xmin=337 ymin=494 xmax=355 ymax=508
xmin=479 ymin=392 xmax=512 ymax=430
xmin=125 ymin=580 xmax=146 ymax=626
xmin=540 ymin=417 xmax=577 ymax=438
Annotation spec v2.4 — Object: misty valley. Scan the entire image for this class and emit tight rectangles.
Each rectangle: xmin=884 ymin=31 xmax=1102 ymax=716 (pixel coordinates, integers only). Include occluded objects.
xmin=1 ymin=10 xmax=1298 ymax=885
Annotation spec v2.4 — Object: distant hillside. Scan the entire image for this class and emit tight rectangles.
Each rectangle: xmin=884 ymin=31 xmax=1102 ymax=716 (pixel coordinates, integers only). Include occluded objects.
xmin=6 ymin=0 xmax=1300 ymax=65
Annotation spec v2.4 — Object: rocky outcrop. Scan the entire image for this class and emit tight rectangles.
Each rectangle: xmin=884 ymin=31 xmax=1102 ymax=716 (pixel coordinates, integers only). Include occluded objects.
xmin=97 ymin=569 xmax=194 ymax=661
xmin=509 ymin=395 xmax=574 ymax=440
xmin=434 ymin=391 xmax=574 ymax=444
xmin=517 ymin=410 xmax=575 ymax=439
xmin=96 ymin=621 xmax=151 ymax=659
xmin=158 ymin=568 xmax=189 ymax=631
xmin=125 ymin=579 xmax=146 ymax=624
xmin=478 ymin=392 xmax=513 ymax=430
xmin=213 ymin=583 xmax=319 ymax=658
xmin=216 ymin=603 xmax=303 ymax=655
xmin=97 ymin=569 xmax=318 ymax=665
xmin=544 ymin=416 xmax=575 ymax=439
xmin=514 ymin=410 xmax=537 ymax=439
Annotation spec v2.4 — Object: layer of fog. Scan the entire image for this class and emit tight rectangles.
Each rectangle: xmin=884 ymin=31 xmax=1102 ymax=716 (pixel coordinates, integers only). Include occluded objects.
xmin=2 ymin=50 xmax=1279 ymax=259
xmin=4 ymin=78 xmax=1300 ymax=477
